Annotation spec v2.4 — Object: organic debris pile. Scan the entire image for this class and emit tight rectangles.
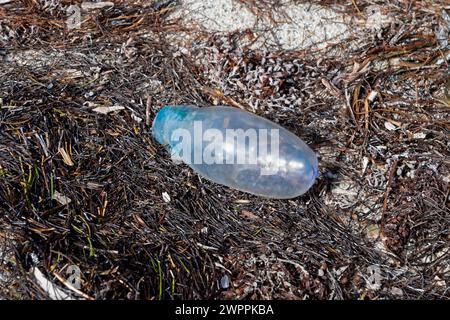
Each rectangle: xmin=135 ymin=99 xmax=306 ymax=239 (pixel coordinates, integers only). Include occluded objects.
xmin=0 ymin=0 xmax=449 ymax=299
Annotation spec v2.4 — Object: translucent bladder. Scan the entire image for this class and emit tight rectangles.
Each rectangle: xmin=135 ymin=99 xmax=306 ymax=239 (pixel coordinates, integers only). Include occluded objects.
xmin=152 ymin=105 xmax=319 ymax=199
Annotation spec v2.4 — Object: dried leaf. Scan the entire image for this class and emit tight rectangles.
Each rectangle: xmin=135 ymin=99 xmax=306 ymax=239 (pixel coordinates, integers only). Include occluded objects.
xmin=58 ymin=148 xmax=74 ymax=166
xmin=92 ymin=105 xmax=125 ymax=115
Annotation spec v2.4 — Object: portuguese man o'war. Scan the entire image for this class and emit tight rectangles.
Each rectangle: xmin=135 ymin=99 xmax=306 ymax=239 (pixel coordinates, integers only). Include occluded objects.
xmin=152 ymin=105 xmax=319 ymax=199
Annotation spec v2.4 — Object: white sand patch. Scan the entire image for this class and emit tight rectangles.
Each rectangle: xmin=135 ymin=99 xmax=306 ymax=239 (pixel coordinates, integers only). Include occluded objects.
xmin=170 ymin=0 xmax=355 ymax=50
xmin=178 ymin=0 xmax=257 ymax=32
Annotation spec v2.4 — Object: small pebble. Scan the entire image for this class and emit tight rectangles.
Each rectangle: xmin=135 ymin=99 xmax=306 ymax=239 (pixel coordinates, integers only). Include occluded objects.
xmin=220 ymin=275 xmax=230 ymax=289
